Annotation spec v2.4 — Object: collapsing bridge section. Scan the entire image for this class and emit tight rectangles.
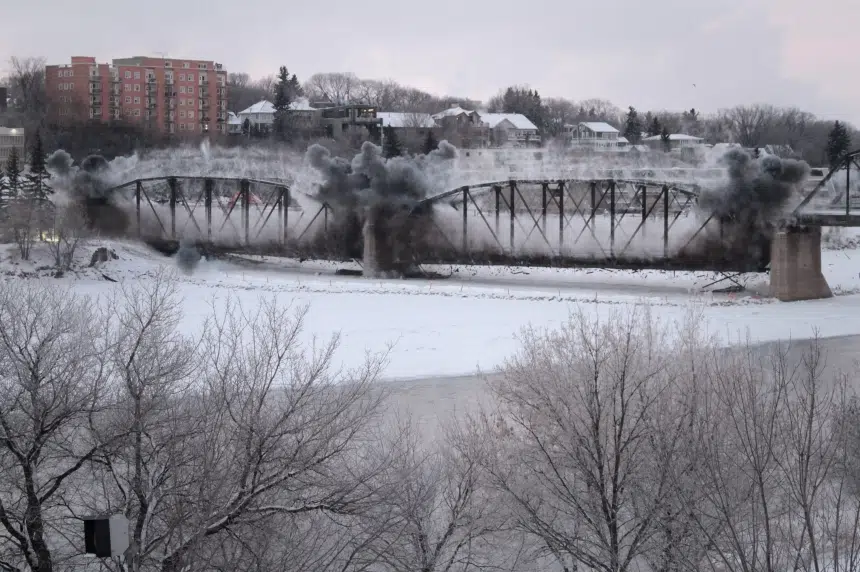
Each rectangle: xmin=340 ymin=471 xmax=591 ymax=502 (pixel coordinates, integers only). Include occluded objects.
xmin=98 ymin=176 xmax=765 ymax=273
xmin=406 ymin=179 xmax=768 ymax=272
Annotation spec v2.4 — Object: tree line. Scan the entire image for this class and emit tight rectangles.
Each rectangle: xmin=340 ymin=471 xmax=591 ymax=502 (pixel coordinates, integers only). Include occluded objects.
xmin=0 ymin=271 xmax=858 ymax=572
xmin=1 ymin=56 xmax=857 ymax=166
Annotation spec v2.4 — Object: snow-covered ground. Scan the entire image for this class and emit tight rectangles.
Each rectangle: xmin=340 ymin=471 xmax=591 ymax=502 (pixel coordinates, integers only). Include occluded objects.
xmin=2 ymin=234 xmax=860 ymax=380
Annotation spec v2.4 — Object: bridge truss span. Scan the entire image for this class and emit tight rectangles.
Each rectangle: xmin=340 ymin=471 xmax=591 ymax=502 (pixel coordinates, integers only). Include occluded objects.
xmin=104 ymin=176 xmax=337 ymax=252
xmin=792 ymin=149 xmax=860 ymax=226
xmin=413 ymin=178 xmax=740 ymax=270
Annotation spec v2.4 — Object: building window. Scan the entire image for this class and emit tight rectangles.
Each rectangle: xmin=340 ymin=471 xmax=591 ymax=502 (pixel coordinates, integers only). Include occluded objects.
xmin=188 ymin=110 xmax=194 ymax=119
xmin=134 ymin=71 xmax=141 ymax=79
xmin=57 ymin=70 xmax=63 ymax=78
xmin=125 ymin=96 xmax=131 ymax=104
xmin=179 ymin=99 xmax=184 ymax=106
xmin=183 ymin=62 xmax=190 ymax=68
xmin=179 ymin=123 xmax=185 ymax=131
xmin=125 ymin=71 xmax=131 ymax=79
xmin=164 ymin=61 xmax=172 ymax=68
xmin=187 ymin=86 xmax=193 ymax=94
xmin=180 ymin=110 xmax=186 ymax=118
xmin=179 ymin=86 xmax=186 ymax=93
xmin=179 ymin=74 xmax=185 ymax=81
xmin=187 ymin=99 xmax=193 ymax=106
xmin=134 ymin=84 xmax=140 ymax=92
xmin=134 ymin=97 xmax=140 ymax=104
xmin=124 ymin=84 xmax=131 ymax=92
xmin=70 ymin=83 xmax=74 ymax=90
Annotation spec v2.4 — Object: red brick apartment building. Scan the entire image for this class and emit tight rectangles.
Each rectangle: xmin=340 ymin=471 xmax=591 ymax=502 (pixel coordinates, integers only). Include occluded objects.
xmin=45 ymin=56 xmax=228 ymax=136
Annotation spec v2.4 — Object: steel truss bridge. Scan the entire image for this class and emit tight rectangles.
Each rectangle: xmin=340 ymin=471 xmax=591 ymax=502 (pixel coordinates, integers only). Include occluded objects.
xmin=102 ymin=153 xmax=860 ymax=273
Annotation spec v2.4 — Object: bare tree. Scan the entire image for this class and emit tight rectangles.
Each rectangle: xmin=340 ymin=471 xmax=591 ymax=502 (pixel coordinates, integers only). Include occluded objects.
xmin=6 ymin=57 xmax=46 ymax=117
xmin=352 ymin=417 xmax=510 ymax=572
xmin=150 ymin=296 xmax=388 ymax=572
xmin=472 ymin=306 xmax=703 ymax=572
xmin=0 ymin=281 xmax=111 ymax=572
xmin=719 ymin=104 xmax=780 ymax=147
xmin=49 ymin=204 xmax=87 ymax=271
xmin=304 ymin=73 xmax=361 ymax=105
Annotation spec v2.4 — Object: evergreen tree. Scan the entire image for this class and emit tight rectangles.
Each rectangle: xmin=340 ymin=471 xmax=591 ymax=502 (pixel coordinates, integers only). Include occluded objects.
xmin=648 ymin=115 xmax=662 ymax=138
xmin=423 ymin=130 xmax=439 ymax=155
xmin=660 ymin=127 xmax=672 ymax=152
xmin=623 ymin=107 xmax=643 ymax=144
xmin=5 ymin=147 xmax=22 ymax=197
xmin=827 ymin=121 xmax=852 ymax=169
xmin=24 ymin=131 xmax=50 ymax=199
xmin=273 ymin=65 xmax=301 ymax=139
xmin=242 ymin=118 xmax=251 ymax=136
xmin=0 ymin=159 xmax=8 ymax=209
xmin=382 ymin=126 xmax=402 ymax=158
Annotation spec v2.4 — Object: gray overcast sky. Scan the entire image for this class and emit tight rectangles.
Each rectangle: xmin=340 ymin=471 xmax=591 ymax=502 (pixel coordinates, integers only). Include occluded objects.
xmin=4 ymin=0 xmax=858 ymax=125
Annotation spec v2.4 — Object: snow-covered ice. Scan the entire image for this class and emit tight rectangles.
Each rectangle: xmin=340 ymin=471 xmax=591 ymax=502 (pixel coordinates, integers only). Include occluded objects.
xmin=1 ymin=236 xmax=859 ymax=380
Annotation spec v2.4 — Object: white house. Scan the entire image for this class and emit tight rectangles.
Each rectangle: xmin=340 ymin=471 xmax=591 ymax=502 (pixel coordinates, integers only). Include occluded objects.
xmin=226 ymin=112 xmax=243 ymax=135
xmin=479 ymin=113 xmax=540 ymax=147
xmin=566 ymin=122 xmax=623 ymax=148
xmin=235 ymin=98 xmax=318 ymax=131
xmin=643 ymin=133 xmax=704 ymax=150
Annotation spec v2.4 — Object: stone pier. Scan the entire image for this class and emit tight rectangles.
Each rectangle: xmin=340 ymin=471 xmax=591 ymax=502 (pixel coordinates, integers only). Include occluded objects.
xmin=769 ymin=226 xmax=833 ymax=302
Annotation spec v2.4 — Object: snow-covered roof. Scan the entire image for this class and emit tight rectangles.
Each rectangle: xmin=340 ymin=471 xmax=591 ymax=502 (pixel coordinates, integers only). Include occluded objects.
xmin=479 ymin=113 xmax=538 ymax=131
xmin=290 ymin=97 xmax=315 ymax=111
xmin=0 ymin=127 xmax=24 ymax=136
xmin=377 ymin=112 xmax=437 ymax=128
xmin=238 ymin=98 xmax=314 ymax=115
xmin=580 ymin=122 xmax=619 ymax=133
xmin=227 ymin=111 xmax=242 ymax=125
xmin=617 ymin=136 xmax=629 ymax=144
xmin=643 ymin=133 xmax=703 ymax=142
xmin=432 ymin=106 xmax=475 ymax=119
xmin=238 ymin=100 xmax=275 ymax=115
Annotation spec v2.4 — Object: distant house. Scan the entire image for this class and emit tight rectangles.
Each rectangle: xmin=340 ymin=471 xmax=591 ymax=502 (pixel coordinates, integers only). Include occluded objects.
xmin=378 ymin=112 xmax=439 ymax=146
xmin=235 ymin=98 xmax=321 ymax=133
xmin=226 ymin=111 xmax=243 ymax=135
xmin=432 ymin=105 xmax=482 ymax=127
xmin=479 ymin=113 xmax=540 ymax=147
xmin=643 ymin=133 xmax=704 ymax=150
xmin=432 ymin=104 xmax=489 ymax=147
xmin=0 ymin=127 xmax=25 ymax=162
xmin=566 ymin=122 xmax=623 ymax=148
xmin=318 ymin=103 xmax=382 ymax=138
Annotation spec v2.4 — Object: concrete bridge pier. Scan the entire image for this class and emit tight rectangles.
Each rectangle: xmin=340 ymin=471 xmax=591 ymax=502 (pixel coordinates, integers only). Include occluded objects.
xmin=769 ymin=226 xmax=833 ymax=302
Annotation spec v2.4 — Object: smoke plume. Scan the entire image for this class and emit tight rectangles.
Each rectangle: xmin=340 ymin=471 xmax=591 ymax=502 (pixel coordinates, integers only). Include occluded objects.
xmin=698 ymin=148 xmax=809 ymax=226
xmin=693 ymin=148 xmax=810 ymax=268
xmin=175 ymin=240 xmax=202 ymax=274
xmin=306 ymin=140 xmax=458 ymax=208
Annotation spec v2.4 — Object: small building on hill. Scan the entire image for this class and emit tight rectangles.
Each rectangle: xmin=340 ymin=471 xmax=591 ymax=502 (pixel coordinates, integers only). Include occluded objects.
xmin=479 ymin=113 xmax=541 ymax=147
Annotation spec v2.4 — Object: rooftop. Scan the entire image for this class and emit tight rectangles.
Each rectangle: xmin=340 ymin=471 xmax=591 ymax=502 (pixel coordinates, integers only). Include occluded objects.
xmin=377 ymin=112 xmax=437 ymax=128
xmin=432 ymin=106 xmax=476 ymax=119
xmin=643 ymin=133 xmax=703 ymax=142
xmin=479 ymin=112 xmax=538 ymax=130
xmin=580 ymin=122 xmax=620 ymax=133
xmin=0 ymin=127 xmax=24 ymax=137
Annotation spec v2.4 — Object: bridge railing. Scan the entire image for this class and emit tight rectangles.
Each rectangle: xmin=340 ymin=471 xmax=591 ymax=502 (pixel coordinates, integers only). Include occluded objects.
xmin=792 ymin=149 xmax=860 ymax=226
